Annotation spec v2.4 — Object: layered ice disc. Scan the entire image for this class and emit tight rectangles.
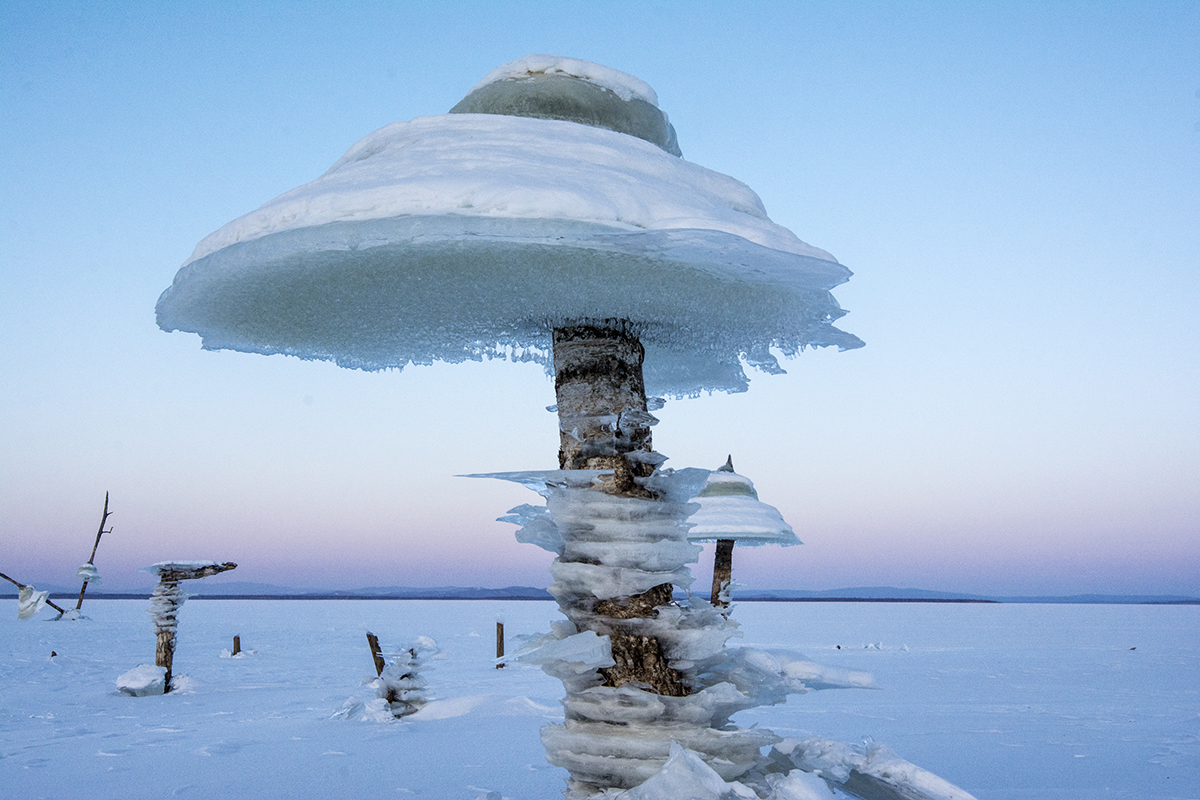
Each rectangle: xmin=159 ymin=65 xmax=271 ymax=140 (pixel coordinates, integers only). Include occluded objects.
xmin=156 ymin=55 xmax=862 ymax=396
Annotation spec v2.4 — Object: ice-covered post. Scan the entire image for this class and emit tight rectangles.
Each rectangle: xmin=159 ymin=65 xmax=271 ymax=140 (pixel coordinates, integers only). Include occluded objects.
xmin=76 ymin=491 xmax=112 ymax=611
xmin=144 ymin=561 xmax=236 ymax=691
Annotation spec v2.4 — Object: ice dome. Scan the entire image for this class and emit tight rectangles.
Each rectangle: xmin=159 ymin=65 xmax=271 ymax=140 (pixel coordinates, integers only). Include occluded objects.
xmin=687 ymin=465 xmax=798 ymax=547
xmin=156 ymin=55 xmax=862 ymax=396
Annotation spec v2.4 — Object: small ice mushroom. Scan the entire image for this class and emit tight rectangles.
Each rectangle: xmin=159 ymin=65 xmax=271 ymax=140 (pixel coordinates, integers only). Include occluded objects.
xmin=687 ymin=456 xmax=799 ymax=606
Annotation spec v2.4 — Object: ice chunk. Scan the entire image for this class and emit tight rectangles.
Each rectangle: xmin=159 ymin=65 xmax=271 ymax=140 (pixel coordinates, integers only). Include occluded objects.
xmin=758 ymin=770 xmax=838 ymax=800
xmin=17 ymin=584 xmax=50 ymax=620
xmin=774 ymin=738 xmax=978 ymax=800
xmin=517 ymin=630 xmax=616 ymax=674
xmin=619 ymin=741 xmax=756 ymax=800
xmin=700 ymin=648 xmax=876 ymax=709
xmin=498 ymin=503 xmax=565 ymax=554
xmin=117 ymin=664 xmax=167 ymax=697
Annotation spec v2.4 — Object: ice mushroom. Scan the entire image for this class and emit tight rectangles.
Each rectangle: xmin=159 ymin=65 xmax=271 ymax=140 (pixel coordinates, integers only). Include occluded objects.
xmin=157 ymin=55 xmax=866 ymax=796
xmin=156 ymin=54 xmax=861 ymax=399
xmin=687 ymin=456 xmax=799 ymax=606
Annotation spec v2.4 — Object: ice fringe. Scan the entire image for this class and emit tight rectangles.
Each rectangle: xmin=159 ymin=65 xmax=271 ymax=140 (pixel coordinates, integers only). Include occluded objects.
xmin=76 ymin=563 xmax=102 ymax=584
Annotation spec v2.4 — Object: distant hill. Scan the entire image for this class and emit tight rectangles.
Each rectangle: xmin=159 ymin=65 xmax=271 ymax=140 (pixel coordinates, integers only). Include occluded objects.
xmin=735 ymin=587 xmax=1200 ymax=604
xmin=4 ymin=583 xmax=1195 ymax=604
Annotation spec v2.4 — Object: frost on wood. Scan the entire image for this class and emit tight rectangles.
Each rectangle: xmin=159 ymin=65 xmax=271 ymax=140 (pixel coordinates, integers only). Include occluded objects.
xmin=156 ymin=57 xmax=861 ymax=397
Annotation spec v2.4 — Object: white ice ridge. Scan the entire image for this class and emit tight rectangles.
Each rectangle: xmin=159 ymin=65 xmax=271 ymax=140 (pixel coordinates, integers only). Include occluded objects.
xmin=609 ymin=738 xmax=977 ymax=800
xmin=467 ymin=55 xmax=660 ymax=106
xmin=179 ymin=113 xmax=835 ymax=267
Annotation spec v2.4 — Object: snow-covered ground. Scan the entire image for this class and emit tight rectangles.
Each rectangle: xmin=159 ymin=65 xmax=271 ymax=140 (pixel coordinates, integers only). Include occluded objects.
xmin=3 ymin=599 xmax=1196 ymax=799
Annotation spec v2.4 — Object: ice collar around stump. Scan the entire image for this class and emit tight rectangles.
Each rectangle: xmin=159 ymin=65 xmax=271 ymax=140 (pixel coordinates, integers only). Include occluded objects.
xmin=156 ymin=54 xmax=861 ymax=398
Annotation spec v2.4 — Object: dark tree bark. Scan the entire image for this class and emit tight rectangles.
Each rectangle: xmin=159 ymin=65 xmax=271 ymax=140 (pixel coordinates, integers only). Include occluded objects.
xmin=552 ymin=323 xmax=687 ymax=697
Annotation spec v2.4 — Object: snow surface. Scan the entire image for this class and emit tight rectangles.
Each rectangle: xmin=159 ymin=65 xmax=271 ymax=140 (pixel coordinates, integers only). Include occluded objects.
xmin=4 ymin=600 xmax=1195 ymax=799
xmin=157 ymin=62 xmax=861 ymax=396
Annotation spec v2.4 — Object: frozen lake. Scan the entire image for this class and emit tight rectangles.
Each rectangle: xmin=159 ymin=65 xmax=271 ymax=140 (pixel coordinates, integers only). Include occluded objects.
xmin=3 ymin=599 xmax=1197 ymax=799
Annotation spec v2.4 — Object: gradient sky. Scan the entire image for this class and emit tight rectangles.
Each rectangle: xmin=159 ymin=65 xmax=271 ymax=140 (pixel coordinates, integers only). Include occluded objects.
xmin=2 ymin=1 xmax=1198 ymax=596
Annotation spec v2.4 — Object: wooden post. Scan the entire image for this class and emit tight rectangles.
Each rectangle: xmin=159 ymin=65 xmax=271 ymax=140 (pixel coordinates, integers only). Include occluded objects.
xmin=232 ymin=635 xmax=241 ymax=656
xmin=366 ymin=632 xmax=385 ymax=676
xmin=496 ymin=621 xmax=505 ymax=668
xmin=710 ymin=538 xmax=735 ymax=607
xmin=77 ymin=492 xmax=113 ymax=611
xmin=1 ymin=571 xmax=67 ymax=616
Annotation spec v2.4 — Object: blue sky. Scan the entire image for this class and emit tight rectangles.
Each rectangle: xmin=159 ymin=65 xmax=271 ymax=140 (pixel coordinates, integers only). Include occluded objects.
xmin=2 ymin=1 xmax=1198 ymax=595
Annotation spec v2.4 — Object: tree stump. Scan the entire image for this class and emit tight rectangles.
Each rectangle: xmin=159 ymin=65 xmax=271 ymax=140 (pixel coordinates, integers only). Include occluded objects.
xmin=551 ymin=323 xmax=685 ymax=696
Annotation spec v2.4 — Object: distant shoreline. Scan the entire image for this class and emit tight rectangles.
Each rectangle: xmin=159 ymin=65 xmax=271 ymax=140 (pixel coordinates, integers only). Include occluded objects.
xmin=4 ymin=593 xmax=1197 ymax=605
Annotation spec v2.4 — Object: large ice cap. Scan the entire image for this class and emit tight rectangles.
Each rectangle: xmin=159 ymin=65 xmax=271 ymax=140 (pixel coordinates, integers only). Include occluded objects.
xmin=157 ymin=57 xmax=862 ymax=397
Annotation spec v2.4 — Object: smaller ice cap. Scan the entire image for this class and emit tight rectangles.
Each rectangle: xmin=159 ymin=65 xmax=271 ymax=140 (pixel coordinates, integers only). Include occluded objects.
xmin=686 ymin=457 xmax=799 ymax=547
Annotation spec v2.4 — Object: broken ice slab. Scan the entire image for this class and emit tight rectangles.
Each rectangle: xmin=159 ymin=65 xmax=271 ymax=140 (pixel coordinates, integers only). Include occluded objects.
xmin=773 ymin=737 xmax=978 ymax=800
xmin=117 ymin=664 xmax=167 ymax=697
